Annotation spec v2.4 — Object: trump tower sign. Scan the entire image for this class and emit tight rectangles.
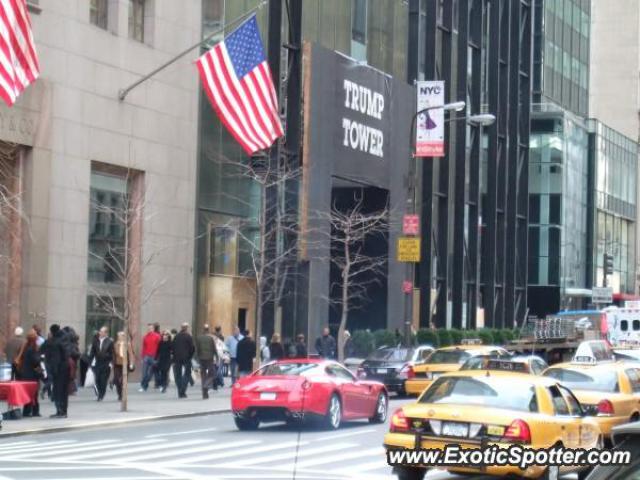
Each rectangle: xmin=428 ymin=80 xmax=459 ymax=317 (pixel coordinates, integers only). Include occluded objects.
xmin=300 ymin=42 xmax=414 ymax=340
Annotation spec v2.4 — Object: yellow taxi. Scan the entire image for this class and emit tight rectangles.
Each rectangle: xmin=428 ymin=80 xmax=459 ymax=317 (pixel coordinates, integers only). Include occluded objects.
xmin=404 ymin=342 xmax=509 ymax=396
xmin=384 ymin=370 xmax=602 ymax=479
xmin=543 ymin=356 xmax=640 ymax=441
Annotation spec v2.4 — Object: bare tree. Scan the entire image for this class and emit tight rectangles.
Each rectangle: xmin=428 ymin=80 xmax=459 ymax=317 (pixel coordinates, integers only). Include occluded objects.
xmin=87 ymin=171 xmax=169 ymax=412
xmin=319 ymin=194 xmax=389 ymax=361
xmin=204 ymin=147 xmax=301 ymax=344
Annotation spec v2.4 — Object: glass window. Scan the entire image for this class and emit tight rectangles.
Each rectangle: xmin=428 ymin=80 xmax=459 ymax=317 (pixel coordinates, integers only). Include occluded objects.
xmin=351 ymin=0 xmax=367 ymax=61
xmin=622 ymin=320 xmax=629 ymax=332
xmin=203 ymin=0 xmax=224 ymax=40
xmin=559 ymin=385 xmax=582 ymax=416
xmin=544 ymin=368 xmax=620 ymax=392
xmin=209 ymin=225 xmax=237 ymax=276
xmin=548 ymin=385 xmax=570 ymax=415
xmin=129 ymin=0 xmax=145 ymax=42
xmin=427 ymin=350 xmax=471 ymax=364
xmin=420 ymin=377 xmax=539 ymax=413
xmin=626 ymin=369 xmax=640 ymax=393
xmin=90 ymin=0 xmax=108 ymax=29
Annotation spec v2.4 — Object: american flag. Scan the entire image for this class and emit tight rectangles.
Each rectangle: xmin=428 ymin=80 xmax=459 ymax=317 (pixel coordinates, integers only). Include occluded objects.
xmin=196 ymin=15 xmax=283 ymax=155
xmin=0 ymin=0 xmax=40 ymax=107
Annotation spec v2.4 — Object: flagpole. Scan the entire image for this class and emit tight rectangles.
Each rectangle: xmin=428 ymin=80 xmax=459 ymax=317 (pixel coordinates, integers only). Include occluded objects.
xmin=118 ymin=1 xmax=267 ymax=102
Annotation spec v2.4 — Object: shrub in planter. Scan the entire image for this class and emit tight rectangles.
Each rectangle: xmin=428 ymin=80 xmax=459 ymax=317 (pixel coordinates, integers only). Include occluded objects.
xmin=491 ymin=329 xmax=505 ymax=345
xmin=501 ymin=328 xmax=516 ymax=343
xmin=477 ymin=329 xmax=494 ymax=345
xmin=373 ymin=329 xmax=397 ymax=349
xmin=449 ymin=329 xmax=464 ymax=345
xmin=437 ymin=329 xmax=453 ymax=347
xmin=351 ymin=330 xmax=375 ymax=357
xmin=416 ymin=329 xmax=438 ymax=347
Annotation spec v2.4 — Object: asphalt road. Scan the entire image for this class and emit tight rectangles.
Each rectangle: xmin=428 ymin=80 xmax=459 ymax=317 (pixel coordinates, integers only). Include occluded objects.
xmin=0 ymin=396 xmax=575 ymax=480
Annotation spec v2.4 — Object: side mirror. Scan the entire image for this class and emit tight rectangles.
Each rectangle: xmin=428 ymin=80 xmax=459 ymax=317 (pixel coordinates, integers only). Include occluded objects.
xmin=583 ymin=405 xmax=599 ymax=417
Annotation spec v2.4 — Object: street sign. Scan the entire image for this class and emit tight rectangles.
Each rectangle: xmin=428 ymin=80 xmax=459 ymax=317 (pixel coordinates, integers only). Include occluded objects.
xmin=402 ymin=281 xmax=413 ymax=294
xmin=415 ymin=81 xmax=445 ymax=157
xmin=403 ymin=214 xmax=419 ymax=235
xmin=397 ymin=237 xmax=421 ymax=262
xmin=592 ymin=287 xmax=613 ymax=304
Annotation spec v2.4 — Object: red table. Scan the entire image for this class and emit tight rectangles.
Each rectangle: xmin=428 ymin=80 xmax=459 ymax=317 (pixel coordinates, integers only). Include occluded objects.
xmin=0 ymin=381 xmax=38 ymax=407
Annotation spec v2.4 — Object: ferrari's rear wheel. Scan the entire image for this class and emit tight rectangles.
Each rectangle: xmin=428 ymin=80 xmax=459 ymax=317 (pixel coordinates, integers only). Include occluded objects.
xmin=234 ymin=416 xmax=259 ymax=431
xmin=324 ymin=394 xmax=342 ymax=430
xmin=394 ymin=466 xmax=426 ymax=480
xmin=369 ymin=393 xmax=388 ymax=424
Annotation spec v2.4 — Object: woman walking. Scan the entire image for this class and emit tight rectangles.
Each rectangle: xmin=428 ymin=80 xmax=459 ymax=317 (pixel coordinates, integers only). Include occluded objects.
xmin=16 ymin=329 xmax=42 ymax=417
xmin=113 ymin=332 xmax=134 ymax=401
xmin=269 ymin=333 xmax=285 ymax=361
xmin=156 ymin=331 xmax=173 ymax=393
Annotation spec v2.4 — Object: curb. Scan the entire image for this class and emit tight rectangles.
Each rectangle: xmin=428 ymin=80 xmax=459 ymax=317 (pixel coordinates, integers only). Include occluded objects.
xmin=0 ymin=407 xmax=231 ymax=438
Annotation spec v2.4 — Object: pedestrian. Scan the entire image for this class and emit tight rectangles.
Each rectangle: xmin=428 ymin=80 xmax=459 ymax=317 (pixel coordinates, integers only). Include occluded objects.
xmin=259 ymin=336 xmax=270 ymax=366
xmin=4 ymin=326 xmax=25 ymax=380
xmin=225 ymin=326 xmax=244 ymax=384
xmin=214 ymin=325 xmax=225 ymax=342
xmin=62 ymin=326 xmax=81 ymax=395
xmin=295 ymin=334 xmax=307 ymax=358
xmin=152 ymin=322 xmax=162 ymax=389
xmin=315 ymin=327 xmax=336 ymax=359
xmin=80 ymin=333 xmax=97 ymax=387
xmin=89 ymin=326 xmax=114 ymax=401
xmin=236 ymin=330 xmax=256 ymax=378
xmin=139 ymin=323 xmax=161 ymax=392
xmin=196 ymin=324 xmax=218 ymax=399
xmin=156 ymin=331 xmax=172 ymax=393
xmin=113 ymin=331 xmax=134 ymax=401
xmin=45 ymin=324 xmax=70 ymax=418
xmin=269 ymin=333 xmax=284 ymax=361
xmin=343 ymin=330 xmax=354 ymax=358
xmin=15 ymin=329 xmax=42 ymax=417
xmin=213 ymin=333 xmax=226 ymax=388
xmin=172 ymin=323 xmax=195 ymax=398
xmin=32 ymin=324 xmax=45 ymax=347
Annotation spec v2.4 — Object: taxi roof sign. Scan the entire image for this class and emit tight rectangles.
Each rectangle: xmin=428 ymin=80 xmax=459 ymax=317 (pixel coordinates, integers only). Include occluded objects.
xmin=461 ymin=338 xmax=482 ymax=345
xmin=572 ymin=340 xmax=615 ymax=364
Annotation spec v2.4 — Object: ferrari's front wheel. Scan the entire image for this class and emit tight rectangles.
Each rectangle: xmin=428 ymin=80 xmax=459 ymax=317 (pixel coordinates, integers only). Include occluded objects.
xmin=394 ymin=466 xmax=426 ymax=480
xmin=234 ymin=416 xmax=259 ymax=431
xmin=369 ymin=392 xmax=388 ymax=423
xmin=324 ymin=394 xmax=342 ymax=430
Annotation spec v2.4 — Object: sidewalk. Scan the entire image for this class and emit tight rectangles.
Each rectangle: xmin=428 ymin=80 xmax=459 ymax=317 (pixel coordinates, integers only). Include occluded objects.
xmin=0 ymin=381 xmax=231 ymax=437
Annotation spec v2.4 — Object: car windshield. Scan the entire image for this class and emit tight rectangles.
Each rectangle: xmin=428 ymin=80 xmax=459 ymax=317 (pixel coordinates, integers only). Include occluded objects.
xmin=257 ymin=363 xmax=322 ymax=376
xmin=427 ymin=350 xmax=471 ymax=365
xmin=369 ymin=348 xmax=413 ymax=362
xmin=543 ymin=368 xmax=620 ymax=392
xmin=420 ymin=376 xmax=539 ymax=412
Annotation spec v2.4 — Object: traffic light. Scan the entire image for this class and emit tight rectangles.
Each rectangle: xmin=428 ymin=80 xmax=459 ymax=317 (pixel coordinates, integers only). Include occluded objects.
xmin=604 ymin=253 xmax=614 ymax=275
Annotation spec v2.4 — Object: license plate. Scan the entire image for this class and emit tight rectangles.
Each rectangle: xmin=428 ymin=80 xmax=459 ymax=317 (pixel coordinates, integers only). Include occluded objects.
xmin=377 ymin=368 xmax=387 ymax=374
xmin=487 ymin=425 xmax=504 ymax=436
xmin=260 ymin=392 xmax=276 ymax=400
xmin=442 ymin=422 xmax=469 ymax=438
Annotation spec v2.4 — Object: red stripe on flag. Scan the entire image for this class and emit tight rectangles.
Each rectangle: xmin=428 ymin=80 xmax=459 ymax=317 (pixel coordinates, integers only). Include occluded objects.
xmin=196 ymin=53 xmax=255 ymax=154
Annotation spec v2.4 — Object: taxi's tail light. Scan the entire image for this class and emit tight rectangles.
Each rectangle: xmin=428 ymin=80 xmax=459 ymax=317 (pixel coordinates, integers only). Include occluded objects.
xmin=399 ymin=364 xmax=414 ymax=380
xmin=390 ymin=408 xmax=410 ymax=432
xmin=502 ymin=419 xmax=531 ymax=444
xmin=597 ymin=399 xmax=615 ymax=415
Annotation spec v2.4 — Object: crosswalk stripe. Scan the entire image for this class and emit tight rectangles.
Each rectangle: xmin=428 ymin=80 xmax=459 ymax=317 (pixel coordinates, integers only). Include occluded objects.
xmin=145 ymin=428 xmax=218 ymax=438
xmin=316 ymin=428 xmax=377 ymax=441
xmin=119 ymin=442 xmax=221 ymax=463
xmin=174 ymin=440 xmax=306 ymax=465
xmin=2 ymin=440 xmax=113 ymax=458
xmin=282 ymin=447 xmax=384 ymax=469
xmin=32 ymin=439 xmax=160 ymax=461
xmin=223 ymin=442 xmax=358 ymax=467
xmin=329 ymin=459 xmax=390 ymax=474
xmin=72 ymin=439 xmax=198 ymax=461
xmin=142 ymin=439 xmax=261 ymax=465
xmin=0 ymin=440 xmax=74 ymax=454
xmin=0 ymin=441 xmax=37 ymax=449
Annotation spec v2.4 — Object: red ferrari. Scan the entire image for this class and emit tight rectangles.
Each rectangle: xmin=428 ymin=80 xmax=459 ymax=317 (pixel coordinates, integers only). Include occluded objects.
xmin=231 ymin=359 xmax=388 ymax=430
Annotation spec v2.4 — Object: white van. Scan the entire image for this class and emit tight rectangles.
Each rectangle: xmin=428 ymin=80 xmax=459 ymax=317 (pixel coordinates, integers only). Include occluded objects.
xmin=602 ymin=306 xmax=640 ymax=345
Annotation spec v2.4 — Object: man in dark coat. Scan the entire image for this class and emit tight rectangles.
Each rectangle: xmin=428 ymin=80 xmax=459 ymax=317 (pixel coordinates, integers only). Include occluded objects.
xmin=44 ymin=324 xmax=70 ymax=418
xmin=196 ymin=324 xmax=218 ymax=399
xmin=315 ymin=327 xmax=336 ymax=359
xmin=89 ymin=326 xmax=114 ymax=401
xmin=172 ymin=323 xmax=195 ymax=398
xmin=236 ymin=330 xmax=256 ymax=378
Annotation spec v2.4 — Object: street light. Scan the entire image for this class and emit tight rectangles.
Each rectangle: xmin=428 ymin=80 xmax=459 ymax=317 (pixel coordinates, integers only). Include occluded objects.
xmin=468 ymin=113 xmax=496 ymax=126
xmin=443 ymin=101 xmax=467 ymax=112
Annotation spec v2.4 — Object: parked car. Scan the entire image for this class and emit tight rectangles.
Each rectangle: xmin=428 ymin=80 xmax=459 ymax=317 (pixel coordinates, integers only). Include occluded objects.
xmin=231 ymin=359 xmax=388 ymax=430
xmin=357 ymin=345 xmax=435 ymax=395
